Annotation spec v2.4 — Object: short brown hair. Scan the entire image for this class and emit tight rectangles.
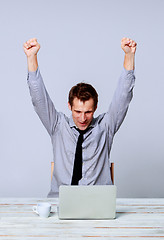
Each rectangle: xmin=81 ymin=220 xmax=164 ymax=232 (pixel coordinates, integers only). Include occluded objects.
xmin=68 ymin=82 xmax=98 ymax=110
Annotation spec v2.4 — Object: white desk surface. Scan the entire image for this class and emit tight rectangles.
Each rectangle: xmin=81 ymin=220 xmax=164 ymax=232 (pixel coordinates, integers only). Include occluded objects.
xmin=0 ymin=198 xmax=164 ymax=239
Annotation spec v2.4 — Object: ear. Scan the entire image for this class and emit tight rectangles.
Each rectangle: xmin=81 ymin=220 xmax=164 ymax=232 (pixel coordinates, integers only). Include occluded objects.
xmin=68 ymin=102 xmax=72 ymax=111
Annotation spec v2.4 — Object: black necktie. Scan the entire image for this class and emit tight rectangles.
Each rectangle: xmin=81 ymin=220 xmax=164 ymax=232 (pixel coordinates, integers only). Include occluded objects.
xmin=71 ymin=128 xmax=88 ymax=185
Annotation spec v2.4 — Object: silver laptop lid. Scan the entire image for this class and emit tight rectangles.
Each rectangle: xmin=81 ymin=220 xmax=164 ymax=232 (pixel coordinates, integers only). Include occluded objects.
xmin=59 ymin=185 xmax=117 ymax=219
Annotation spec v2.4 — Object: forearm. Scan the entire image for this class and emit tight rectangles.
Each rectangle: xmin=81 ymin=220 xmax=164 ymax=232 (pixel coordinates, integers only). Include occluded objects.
xmin=124 ymin=53 xmax=135 ymax=70
xmin=27 ymin=55 xmax=38 ymax=72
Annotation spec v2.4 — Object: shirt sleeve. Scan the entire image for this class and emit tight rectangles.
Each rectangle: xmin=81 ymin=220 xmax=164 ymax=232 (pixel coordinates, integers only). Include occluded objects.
xmin=105 ymin=67 xmax=135 ymax=136
xmin=27 ymin=67 xmax=60 ymax=136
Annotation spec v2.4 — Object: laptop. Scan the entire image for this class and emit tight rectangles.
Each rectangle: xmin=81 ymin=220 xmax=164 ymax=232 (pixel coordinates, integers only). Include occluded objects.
xmin=59 ymin=185 xmax=117 ymax=219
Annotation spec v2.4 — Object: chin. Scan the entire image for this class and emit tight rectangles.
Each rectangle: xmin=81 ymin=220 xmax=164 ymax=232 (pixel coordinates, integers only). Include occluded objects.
xmin=80 ymin=127 xmax=87 ymax=130
xmin=80 ymin=126 xmax=88 ymax=130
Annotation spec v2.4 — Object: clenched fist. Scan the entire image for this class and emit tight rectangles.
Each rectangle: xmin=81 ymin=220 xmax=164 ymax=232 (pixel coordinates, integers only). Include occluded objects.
xmin=121 ymin=37 xmax=137 ymax=70
xmin=23 ymin=38 xmax=40 ymax=58
xmin=121 ymin=37 xmax=137 ymax=55
xmin=23 ymin=38 xmax=40 ymax=71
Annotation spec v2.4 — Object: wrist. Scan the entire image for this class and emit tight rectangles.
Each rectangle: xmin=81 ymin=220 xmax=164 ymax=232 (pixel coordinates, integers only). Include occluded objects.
xmin=124 ymin=53 xmax=135 ymax=71
xmin=27 ymin=55 xmax=38 ymax=72
xmin=125 ymin=52 xmax=135 ymax=58
xmin=27 ymin=54 xmax=37 ymax=61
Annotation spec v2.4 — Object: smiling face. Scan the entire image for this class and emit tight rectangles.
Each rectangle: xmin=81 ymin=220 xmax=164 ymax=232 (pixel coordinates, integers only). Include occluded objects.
xmin=68 ymin=97 xmax=96 ymax=130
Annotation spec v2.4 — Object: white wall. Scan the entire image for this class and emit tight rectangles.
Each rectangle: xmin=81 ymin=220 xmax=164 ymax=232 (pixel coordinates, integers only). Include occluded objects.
xmin=0 ymin=0 xmax=164 ymax=197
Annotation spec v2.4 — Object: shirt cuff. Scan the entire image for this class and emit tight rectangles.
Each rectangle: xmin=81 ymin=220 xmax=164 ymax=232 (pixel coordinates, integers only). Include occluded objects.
xmin=28 ymin=67 xmax=39 ymax=76
xmin=123 ymin=66 xmax=134 ymax=74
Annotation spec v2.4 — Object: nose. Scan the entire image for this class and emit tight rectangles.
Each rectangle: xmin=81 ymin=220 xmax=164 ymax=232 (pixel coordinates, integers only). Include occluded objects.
xmin=81 ymin=113 xmax=86 ymax=122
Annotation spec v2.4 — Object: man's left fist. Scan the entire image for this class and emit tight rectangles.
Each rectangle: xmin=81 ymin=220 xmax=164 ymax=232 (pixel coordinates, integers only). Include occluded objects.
xmin=121 ymin=38 xmax=137 ymax=54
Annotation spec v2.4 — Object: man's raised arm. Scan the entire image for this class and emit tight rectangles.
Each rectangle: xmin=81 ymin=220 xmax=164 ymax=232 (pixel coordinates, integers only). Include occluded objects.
xmin=105 ymin=37 xmax=137 ymax=135
xmin=23 ymin=38 xmax=59 ymax=136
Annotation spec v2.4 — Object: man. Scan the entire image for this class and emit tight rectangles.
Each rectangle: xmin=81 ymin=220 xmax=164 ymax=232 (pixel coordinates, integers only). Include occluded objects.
xmin=23 ymin=37 xmax=137 ymax=197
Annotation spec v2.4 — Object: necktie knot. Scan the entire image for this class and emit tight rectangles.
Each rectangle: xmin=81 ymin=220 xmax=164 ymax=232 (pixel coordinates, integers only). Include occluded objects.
xmin=76 ymin=127 xmax=89 ymax=135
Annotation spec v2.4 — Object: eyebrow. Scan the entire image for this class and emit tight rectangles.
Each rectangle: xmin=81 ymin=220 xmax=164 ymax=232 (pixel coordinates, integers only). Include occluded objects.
xmin=74 ymin=110 xmax=93 ymax=113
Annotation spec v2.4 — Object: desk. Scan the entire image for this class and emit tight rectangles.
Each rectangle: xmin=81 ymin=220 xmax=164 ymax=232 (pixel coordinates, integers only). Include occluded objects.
xmin=0 ymin=198 xmax=164 ymax=239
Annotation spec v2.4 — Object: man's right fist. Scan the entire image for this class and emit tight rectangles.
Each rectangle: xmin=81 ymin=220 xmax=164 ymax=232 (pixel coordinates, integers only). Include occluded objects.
xmin=23 ymin=38 xmax=40 ymax=58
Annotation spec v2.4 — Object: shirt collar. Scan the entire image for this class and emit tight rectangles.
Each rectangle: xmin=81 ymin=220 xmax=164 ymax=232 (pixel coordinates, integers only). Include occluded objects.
xmin=69 ymin=115 xmax=76 ymax=128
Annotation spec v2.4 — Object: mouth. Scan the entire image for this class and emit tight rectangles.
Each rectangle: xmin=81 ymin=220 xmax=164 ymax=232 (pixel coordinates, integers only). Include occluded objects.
xmin=78 ymin=122 xmax=88 ymax=129
xmin=79 ymin=122 xmax=87 ymax=126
